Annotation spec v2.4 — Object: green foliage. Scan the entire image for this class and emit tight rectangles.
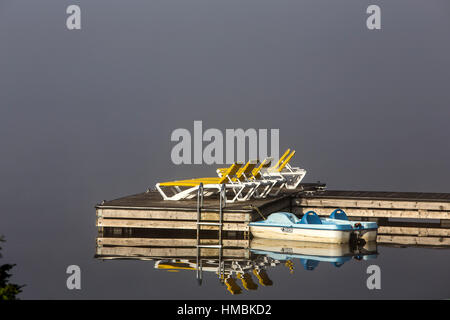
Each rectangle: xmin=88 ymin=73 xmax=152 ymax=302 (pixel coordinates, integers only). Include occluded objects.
xmin=0 ymin=235 xmax=24 ymax=300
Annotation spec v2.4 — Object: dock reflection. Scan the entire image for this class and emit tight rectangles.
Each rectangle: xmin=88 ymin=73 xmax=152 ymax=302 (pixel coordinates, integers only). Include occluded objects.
xmin=374 ymin=218 xmax=450 ymax=247
xmin=149 ymin=240 xmax=374 ymax=295
xmin=95 ymin=218 xmax=449 ymax=295
xmin=94 ymin=232 xmax=376 ymax=295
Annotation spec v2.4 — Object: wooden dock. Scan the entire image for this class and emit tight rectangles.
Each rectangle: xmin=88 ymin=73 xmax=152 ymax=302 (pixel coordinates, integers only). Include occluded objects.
xmin=96 ymin=190 xmax=292 ymax=232
xmin=294 ymin=190 xmax=450 ymax=222
xmin=96 ymin=188 xmax=450 ymax=247
xmin=376 ymin=220 xmax=450 ymax=247
xmin=97 ymin=189 xmax=450 ymax=232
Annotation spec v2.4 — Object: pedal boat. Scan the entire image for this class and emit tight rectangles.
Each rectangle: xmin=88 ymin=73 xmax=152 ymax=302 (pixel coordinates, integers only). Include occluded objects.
xmin=324 ymin=209 xmax=378 ymax=242
xmin=249 ymin=211 xmax=354 ymax=243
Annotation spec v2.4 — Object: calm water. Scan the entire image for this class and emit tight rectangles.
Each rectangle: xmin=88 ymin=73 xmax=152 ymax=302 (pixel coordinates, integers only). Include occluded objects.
xmin=2 ymin=218 xmax=449 ymax=299
xmin=91 ymin=225 xmax=450 ymax=299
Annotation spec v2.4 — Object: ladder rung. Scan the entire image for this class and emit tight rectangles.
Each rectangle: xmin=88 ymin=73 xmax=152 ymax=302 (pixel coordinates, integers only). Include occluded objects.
xmin=197 ymin=222 xmax=222 ymax=226
xmin=197 ymin=244 xmax=222 ymax=248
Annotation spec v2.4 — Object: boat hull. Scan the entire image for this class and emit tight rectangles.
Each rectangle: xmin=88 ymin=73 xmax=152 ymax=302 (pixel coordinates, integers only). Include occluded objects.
xmin=250 ymin=238 xmax=354 ymax=257
xmin=322 ymin=217 xmax=379 ymax=243
xmin=356 ymin=229 xmax=378 ymax=242
xmin=250 ymin=225 xmax=353 ymax=244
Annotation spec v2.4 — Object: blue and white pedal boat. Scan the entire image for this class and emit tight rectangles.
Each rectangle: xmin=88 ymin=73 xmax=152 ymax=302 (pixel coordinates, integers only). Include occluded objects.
xmin=249 ymin=211 xmax=354 ymax=243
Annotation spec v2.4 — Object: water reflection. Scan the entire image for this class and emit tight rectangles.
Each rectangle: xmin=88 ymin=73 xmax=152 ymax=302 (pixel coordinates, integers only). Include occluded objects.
xmin=95 ymin=217 xmax=450 ymax=295
xmin=95 ymin=232 xmax=378 ymax=294
xmin=374 ymin=218 xmax=450 ymax=247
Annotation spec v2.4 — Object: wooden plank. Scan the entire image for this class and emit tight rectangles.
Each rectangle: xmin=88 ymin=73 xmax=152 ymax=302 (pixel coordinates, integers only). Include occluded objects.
xmin=297 ymin=207 xmax=450 ymax=220
xmin=97 ymin=237 xmax=250 ymax=248
xmin=311 ymin=190 xmax=450 ymax=202
xmin=296 ymin=198 xmax=450 ymax=211
xmin=253 ymin=197 xmax=292 ymax=220
xmin=97 ymin=208 xmax=249 ymax=222
xmin=441 ymin=220 xmax=450 ymax=227
xmin=96 ymin=217 xmax=249 ymax=231
xmin=377 ymin=235 xmax=450 ymax=246
xmin=96 ymin=246 xmax=249 ymax=258
xmin=378 ymin=226 xmax=450 ymax=237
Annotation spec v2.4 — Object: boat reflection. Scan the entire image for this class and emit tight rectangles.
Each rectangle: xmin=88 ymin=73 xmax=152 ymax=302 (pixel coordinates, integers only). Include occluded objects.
xmin=250 ymin=238 xmax=378 ymax=271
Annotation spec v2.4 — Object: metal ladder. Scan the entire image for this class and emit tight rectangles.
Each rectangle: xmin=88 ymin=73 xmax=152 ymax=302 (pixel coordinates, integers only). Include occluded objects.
xmin=196 ymin=183 xmax=226 ymax=284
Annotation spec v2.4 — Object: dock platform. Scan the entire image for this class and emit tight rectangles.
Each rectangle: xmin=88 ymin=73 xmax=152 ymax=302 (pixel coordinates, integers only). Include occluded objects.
xmin=97 ymin=189 xmax=450 ymax=228
xmin=295 ymin=190 xmax=450 ymax=221
xmin=96 ymin=188 xmax=450 ymax=247
xmin=96 ymin=190 xmax=292 ymax=232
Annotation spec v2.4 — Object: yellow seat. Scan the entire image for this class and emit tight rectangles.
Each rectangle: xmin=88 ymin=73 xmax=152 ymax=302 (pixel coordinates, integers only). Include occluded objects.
xmin=265 ymin=148 xmax=295 ymax=173
xmin=225 ymin=160 xmax=260 ymax=201
xmin=251 ymin=158 xmax=273 ymax=180
xmin=272 ymin=148 xmax=291 ymax=171
xmin=156 ymin=262 xmax=196 ymax=271
xmin=155 ymin=163 xmax=244 ymax=201
xmin=225 ymin=277 xmax=242 ymax=295
xmin=217 ymin=158 xmax=272 ymax=177
xmin=253 ymin=269 xmax=273 ymax=286
xmin=275 ymin=150 xmax=295 ymax=172
xmin=237 ymin=272 xmax=258 ymax=290
xmin=264 ymin=148 xmax=307 ymax=192
xmin=234 ymin=160 xmax=258 ymax=182
xmin=158 ymin=163 xmax=242 ymax=187
xmin=216 ymin=148 xmax=296 ymax=175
